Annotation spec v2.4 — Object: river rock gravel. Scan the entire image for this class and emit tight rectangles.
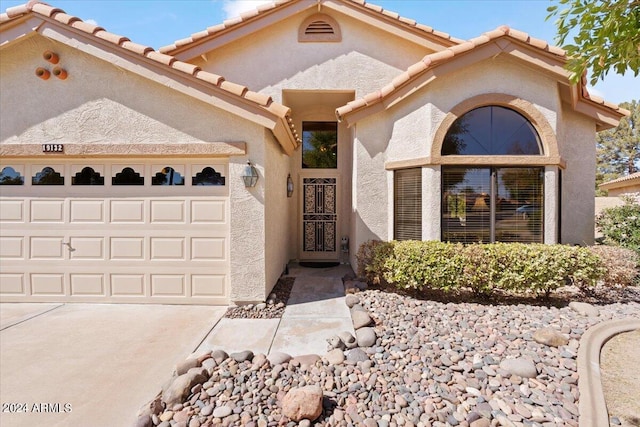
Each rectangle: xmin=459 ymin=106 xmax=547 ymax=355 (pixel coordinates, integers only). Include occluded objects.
xmin=143 ymin=287 xmax=639 ymax=426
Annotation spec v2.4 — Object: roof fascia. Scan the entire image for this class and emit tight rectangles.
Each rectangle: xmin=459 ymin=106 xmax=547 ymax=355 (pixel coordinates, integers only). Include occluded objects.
xmin=32 ymin=18 xmax=284 ymax=132
xmin=170 ymin=0 xmax=310 ymax=62
xmin=0 ymin=15 xmax=41 ymax=49
xmin=323 ymin=0 xmax=457 ymax=51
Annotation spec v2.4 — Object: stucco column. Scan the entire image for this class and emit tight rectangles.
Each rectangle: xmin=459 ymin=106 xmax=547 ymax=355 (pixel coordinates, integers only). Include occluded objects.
xmin=544 ymin=166 xmax=559 ymax=244
xmin=423 ymin=165 xmax=441 ymax=241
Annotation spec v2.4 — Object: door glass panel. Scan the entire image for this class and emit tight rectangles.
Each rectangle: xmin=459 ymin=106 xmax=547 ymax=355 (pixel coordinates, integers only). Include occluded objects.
xmin=72 ymin=167 xmax=104 ymax=185
xmin=495 ymin=167 xmax=543 ymax=243
xmin=302 ymin=122 xmax=338 ymax=169
xmin=112 ymin=167 xmax=144 ymax=185
xmin=33 ymin=166 xmax=64 ymax=185
xmin=442 ymin=168 xmax=491 ymax=243
xmin=152 ymin=167 xmax=184 ymax=186
xmin=0 ymin=167 xmax=24 ymax=185
xmin=192 ymin=167 xmax=225 ymax=186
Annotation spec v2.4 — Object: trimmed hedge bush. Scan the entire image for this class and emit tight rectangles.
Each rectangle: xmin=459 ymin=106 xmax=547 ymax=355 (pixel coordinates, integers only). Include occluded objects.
xmin=357 ymin=240 xmax=605 ymax=297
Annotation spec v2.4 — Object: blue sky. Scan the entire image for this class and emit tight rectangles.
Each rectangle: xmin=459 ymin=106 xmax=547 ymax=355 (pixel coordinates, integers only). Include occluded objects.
xmin=1 ymin=0 xmax=637 ymax=104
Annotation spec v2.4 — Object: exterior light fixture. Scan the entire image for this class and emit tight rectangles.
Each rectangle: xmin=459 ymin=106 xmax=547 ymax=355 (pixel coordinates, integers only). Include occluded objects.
xmin=242 ymin=160 xmax=258 ymax=188
xmin=287 ymin=174 xmax=294 ymax=197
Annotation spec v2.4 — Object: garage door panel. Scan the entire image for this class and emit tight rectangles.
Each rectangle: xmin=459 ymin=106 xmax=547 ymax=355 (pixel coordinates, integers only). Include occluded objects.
xmin=0 ymin=274 xmax=25 ymax=295
xmin=111 ymin=274 xmax=146 ymax=296
xmin=69 ymin=237 xmax=105 ymax=260
xmin=191 ymin=200 xmax=226 ymax=223
xmin=151 ymin=237 xmax=185 ymax=260
xmin=30 ymin=237 xmax=64 ymax=259
xmin=191 ymin=238 xmax=226 ymax=260
xmin=31 ymin=200 xmax=64 ymax=222
xmin=0 ymin=200 xmax=24 ymax=222
xmin=31 ymin=273 xmax=65 ymax=295
xmin=111 ymin=200 xmax=145 ymax=223
xmin=192 ymin=275 xmax=226 ymax=297
xmin=151 ymin=275 xmax=186 ymax=296
xmin=0 ymin=237 xmax=24 ymax=258
xmin=151 ymin=200 xmax=185 ymax=223
xmin=110 ymin=237 xmax=145 ymax=260
xmin=70 ymin=274 xmax=105 ymax=296
xmin=70 ymin=200 xmax=105 ymax=223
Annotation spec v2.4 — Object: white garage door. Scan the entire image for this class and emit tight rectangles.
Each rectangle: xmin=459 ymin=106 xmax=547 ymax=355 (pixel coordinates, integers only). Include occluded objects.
xmin=0 ymin=160 xmax=230 ymax=305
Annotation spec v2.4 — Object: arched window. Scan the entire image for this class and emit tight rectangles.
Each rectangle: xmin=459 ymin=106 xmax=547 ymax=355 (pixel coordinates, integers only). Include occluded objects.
xmin=152 ymin=167 xmax=184 ymax=186
xmin=72 ymin=167 xmax=104 ymax=185
xmin=0 ymin=167 xmax=24 ymax=185
xmin=33 ymin=166 xmax=64 ymax=185
xmin=442 ymin=106 xmax=543 ymax=156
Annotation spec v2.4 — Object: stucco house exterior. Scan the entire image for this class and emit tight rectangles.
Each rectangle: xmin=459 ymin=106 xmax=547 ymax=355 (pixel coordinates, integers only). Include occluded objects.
xmin=0 ymin=0 xmax=628 ymax=305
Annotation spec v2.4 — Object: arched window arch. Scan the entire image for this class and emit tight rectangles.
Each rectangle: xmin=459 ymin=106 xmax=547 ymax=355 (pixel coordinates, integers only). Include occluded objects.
xmin=442 ymin=106 xmax=543 ymax=156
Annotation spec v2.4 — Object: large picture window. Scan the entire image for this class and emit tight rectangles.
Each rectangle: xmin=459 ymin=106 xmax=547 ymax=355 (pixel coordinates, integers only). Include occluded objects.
xmin=394 ymin=168 xmax=422 ymax=241
xmin=442 ymin=167 xmax=543 ymax=243
xmin=302 ymin=122 xmax=337 ymax=169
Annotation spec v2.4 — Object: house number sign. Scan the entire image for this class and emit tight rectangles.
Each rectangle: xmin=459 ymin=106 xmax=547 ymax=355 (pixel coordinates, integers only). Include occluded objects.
xmin=42 ymin=144 xmax=64 ymax=153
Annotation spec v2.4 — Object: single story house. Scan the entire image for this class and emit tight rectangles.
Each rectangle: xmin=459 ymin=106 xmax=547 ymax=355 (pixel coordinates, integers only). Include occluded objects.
xmin=599 ymin=172 xmax=640 ymax=198
xmin=0 ymin=0 xmax=628 ymax=305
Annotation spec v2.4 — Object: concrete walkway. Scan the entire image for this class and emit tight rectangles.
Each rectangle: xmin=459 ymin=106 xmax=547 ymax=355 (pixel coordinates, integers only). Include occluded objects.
xmin=196 ymin=263 xmax=355 ymax=357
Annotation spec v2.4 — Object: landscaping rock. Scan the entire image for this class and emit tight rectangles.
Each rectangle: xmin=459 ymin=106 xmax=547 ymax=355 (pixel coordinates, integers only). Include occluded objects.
xmin=569 ymin=301 xmax=600 ymax=317
xmin=345 ymin=294 xmax=360 ymax=308
xmin=351 ymin=310 xmax=373 ymax=329
xmin=293 ymin=354 xmax=321 ymax=367
xmin=326 ymin=335 xmax=345 ymax=351
xmin=212 ymin=405 xmax=232 ymax=418
xmin=230 ymin=350 xmax=253 ymax=363
xmin=324 ymin=348 xmax=345 ymax=365
xmin=346 ymin=348 xmax=369 ymax=363
xmin=211 ymin=349 xmax=228 ymax=364
xmin=281 ymin=385 xmax=323 ymax=422
xmin=533 ymin=327 xmax=569 ymax=347
xmin=162 ymin=370 xmax=208 ymax=407
xmin=339 ymin=331 xmax=357 ymax=349
xmin=356 ymin=327 xmax=376 ymax=347
xmin=267 ymin=351 xmax=291 ymax=366
xmin=499 ymin=358 xmax=537 ymax=378
xmin=175 ymin=358 xmax=201 ymax=376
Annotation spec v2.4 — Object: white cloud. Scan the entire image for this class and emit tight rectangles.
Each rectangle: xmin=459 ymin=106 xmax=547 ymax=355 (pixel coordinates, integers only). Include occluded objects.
xmin=222 ymin=0 xmax=272 ymax=19
xmin=85 ymin=19 xmax=98 ymax=26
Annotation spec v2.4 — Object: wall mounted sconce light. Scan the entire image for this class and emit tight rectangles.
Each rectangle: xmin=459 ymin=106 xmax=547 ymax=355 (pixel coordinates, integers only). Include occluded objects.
xmin=52 ymin=66 xmax=68 ymax=80
xmin=287 ymin=174 xmax=294 ymax=197
xmin=43 ymin=50 xmax=59 ymax=64
xmin=35 ymin=67 xmax=50 ymax=80
xmin=242 ymin=160 xmax=258 ymax=188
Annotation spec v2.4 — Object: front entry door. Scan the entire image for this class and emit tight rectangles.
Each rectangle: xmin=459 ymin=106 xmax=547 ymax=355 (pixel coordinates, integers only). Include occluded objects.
xmin=301 ymin=177 xmax=338 ymax=260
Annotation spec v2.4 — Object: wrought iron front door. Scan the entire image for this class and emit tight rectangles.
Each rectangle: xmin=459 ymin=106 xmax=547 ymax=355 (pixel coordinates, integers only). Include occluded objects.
xmin=301 ymin=177 xmax=338 ymax=259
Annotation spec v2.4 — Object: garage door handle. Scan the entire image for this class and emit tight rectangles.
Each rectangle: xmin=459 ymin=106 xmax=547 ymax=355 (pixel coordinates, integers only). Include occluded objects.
xmin=62 ymin=242 xmax=76 ymax=252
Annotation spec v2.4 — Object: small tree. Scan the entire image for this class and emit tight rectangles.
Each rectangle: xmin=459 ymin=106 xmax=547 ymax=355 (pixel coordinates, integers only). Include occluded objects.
xmin=547 ymin=0 xmax=640 ymax=85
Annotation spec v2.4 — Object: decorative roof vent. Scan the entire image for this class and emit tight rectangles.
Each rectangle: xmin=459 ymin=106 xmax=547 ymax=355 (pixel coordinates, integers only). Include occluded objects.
xmin=299 ymin=14 xmax=341 ymax=42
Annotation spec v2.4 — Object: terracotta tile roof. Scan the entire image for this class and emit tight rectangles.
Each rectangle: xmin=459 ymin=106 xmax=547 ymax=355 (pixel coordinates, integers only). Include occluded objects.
xmin=159 ymin=0 xmax=464 ymax=54
xmin=0 ymin=1 xmax=301 ymax=148
xmin=599 ymin=172 xmax=640 ymax=188
xmin=336 ymin=25 xmax=629 ymax=122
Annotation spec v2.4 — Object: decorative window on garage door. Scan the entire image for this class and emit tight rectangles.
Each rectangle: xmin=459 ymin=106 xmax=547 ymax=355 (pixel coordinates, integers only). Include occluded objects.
xmin=72 ymin=167 xmax=104 ymax=185
xmin=112 ymin=166 xmax=144 ymax=185
xmin=152 ymin=166 xmax=185 ymax=186
xmin=192 ymin=166 xmax=225 ymax=186
xmin=32 ymin=166 xmax=64 ymax=185
xmin=0 ymin=166 xmax=24 ymax=185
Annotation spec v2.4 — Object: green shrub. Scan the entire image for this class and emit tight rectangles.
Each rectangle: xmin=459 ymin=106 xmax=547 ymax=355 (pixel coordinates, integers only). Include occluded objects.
xmin=596 ymin=196 xmax=640 ymax=256
xmin=588 ymin=245 xmax=639 ymax=286
xmin=383 ymin=241 xmax=465 ymax=291
xmin=356 ymin=240 xmax=394 ymax=285
xmin=358 ymin=240 xmax=605 ymax=297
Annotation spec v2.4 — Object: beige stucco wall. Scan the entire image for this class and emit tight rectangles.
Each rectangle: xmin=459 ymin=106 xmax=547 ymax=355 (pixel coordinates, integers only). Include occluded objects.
xmin=557 ymin=105 xmax=597 ymax=245
xmin=608 ymin=185 xmax=640 ymax=197
xmin=1 ymin=34 xmax=276 ymax=303
xmin=192 ymin=8 xmax=430 ymax=102
xmin=350 ymin=54 xmax=590 ymax=252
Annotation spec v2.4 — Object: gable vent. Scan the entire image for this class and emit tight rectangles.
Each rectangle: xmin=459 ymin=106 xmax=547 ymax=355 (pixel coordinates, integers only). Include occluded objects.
xmin=305 ymin=21 xmax=334 ymax=35
xmin=299 ymin=14 xmax=341 ymax=42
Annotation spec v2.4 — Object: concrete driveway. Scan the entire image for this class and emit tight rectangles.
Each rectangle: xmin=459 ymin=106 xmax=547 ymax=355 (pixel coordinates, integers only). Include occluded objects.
xmin=0 ymin=303 xmax=225 ymax=427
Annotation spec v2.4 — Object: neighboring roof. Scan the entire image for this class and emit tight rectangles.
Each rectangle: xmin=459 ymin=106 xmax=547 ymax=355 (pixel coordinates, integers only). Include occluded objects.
xmin=599 ymin=172 xmax=640 ymax=190
xmin=161 ymin=0 xmax=464 ymax=60
xmin=336 ymin=25 xmax=630 ymax=131
xmin=0 ymin=1 xmax=301 ymax=155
